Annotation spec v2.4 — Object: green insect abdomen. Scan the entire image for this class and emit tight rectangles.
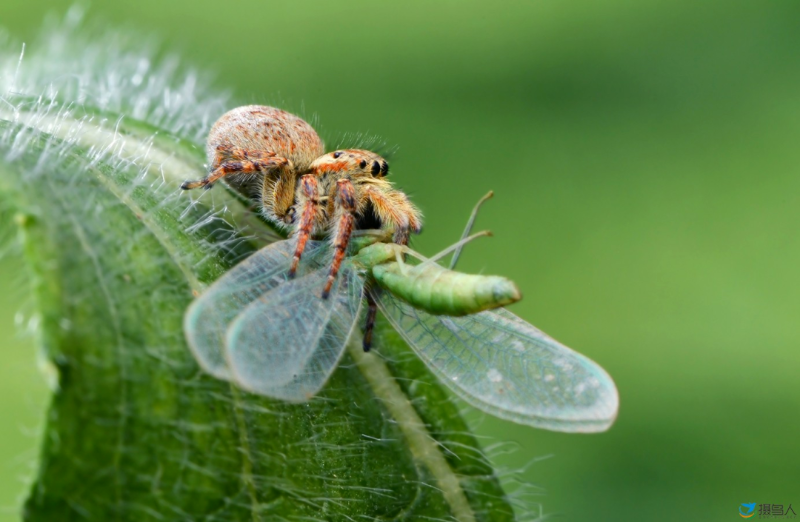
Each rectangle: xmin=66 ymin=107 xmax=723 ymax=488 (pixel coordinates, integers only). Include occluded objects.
xmin=372 ymin=262 xmax=521 ymax=316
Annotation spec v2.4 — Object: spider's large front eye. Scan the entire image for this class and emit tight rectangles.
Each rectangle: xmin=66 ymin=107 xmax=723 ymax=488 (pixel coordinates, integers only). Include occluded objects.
xmin=381 ymin=161 xmax=389 ymax=176
xmin=371 ymin=161 xmax=381 ymax=176
xmin=333 ymin=151 xmax=343 ymax=158
xmin=359 ymin=159 xmax=367 ymax=169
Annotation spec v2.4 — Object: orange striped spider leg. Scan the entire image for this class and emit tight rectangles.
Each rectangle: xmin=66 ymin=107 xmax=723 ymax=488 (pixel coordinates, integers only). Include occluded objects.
xmin=181 ymin=146 xmax=289 ymax=190
xmin=322 ymin=179 xmax=357 ymax=299
xmin=288 ymin=174 xmax=321 ymax=278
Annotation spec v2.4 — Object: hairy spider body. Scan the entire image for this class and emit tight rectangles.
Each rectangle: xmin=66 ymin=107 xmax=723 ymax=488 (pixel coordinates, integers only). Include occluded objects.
xmin=183 ymin=106 xmax=324 ymax=222
xmin=181 ymin=105 xmax=422 ymax=296
xmin=297 ymin=149 xmax=422 ymax=297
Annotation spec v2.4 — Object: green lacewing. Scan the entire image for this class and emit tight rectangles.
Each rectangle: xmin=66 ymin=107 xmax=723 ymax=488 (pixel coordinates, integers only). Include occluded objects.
xmin=184 ymin=229 xmax=618 ymax=433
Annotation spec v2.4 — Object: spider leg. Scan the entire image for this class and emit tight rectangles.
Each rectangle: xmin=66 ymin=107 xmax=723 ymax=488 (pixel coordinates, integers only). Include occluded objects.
xmin=322 ymin=179 xmax=357 ymax=299
xmin=363 ymin=185 xmax=422 ymax=245
xmin=269 ymin=167 xmax=299 ymax=221
xmin=362 ymin=288 xmax=378 ymax=352
xmin=180 ymin=147 xmax=288 ymax=190
xmin=216 ymin=144 xmax=279 ymax=163
xmin=288 ymin=174 xmax=319 ymax=277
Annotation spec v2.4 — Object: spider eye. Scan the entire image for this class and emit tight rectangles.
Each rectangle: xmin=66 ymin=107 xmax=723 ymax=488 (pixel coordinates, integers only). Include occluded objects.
xmin=381 ymin=161 xmax=389 ymax=176
xmin=333 ymin=151 xmax=343 ymax=159
xmin=371 ymin=161 xmax=381 ymax=176
xmin=359 ymin=159 xmax=367 ymax=169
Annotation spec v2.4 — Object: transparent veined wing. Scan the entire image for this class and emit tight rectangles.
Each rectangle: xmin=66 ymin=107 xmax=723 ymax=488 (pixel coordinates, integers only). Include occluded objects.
xmin=184 ymin=240 xmax=327 ymax=379
xmin=374 ymin=291 xmax=619 ymax=432
xmin=225 ymin=263 xmax=365 ymax=402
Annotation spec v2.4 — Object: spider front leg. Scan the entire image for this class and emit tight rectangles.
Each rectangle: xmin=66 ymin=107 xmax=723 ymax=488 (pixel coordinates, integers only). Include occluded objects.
xmin=363 ymin=185 xmax=422 ymax=245
xmin=322 ymin=179 xmax=357 ymax=299
xmin=180 ymin=146 xmax=289 ymax=190
xmin=288 ymin=174 xmax=320 ymax=277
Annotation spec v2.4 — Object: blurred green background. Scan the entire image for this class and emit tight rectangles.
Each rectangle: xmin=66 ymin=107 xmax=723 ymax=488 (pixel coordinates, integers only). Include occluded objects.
xmin=1 ymin=0 xmax=799 ymax=520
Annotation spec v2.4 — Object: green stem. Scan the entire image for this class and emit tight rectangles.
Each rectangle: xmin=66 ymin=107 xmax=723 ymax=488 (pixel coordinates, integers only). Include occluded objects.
xmin=348 ymin=339 xmax=476 ymax=522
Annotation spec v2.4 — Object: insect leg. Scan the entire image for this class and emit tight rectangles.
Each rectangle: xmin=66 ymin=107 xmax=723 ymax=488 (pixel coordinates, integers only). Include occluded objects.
xmin=449 ymin=191 xmax=493 ymax=269
xmin=289 ymin=174 xmax=319 ymax=277
xmin=322 ymin=179 xmax=357 ymax=299
xmin=380 ymin=232 xmax=490 ymax=277
xmin=362 ymin=288 xmax=378 ymax=352
xmin=392 ymin=248 xmax=411 ymax=276
xmin=419 ymin=231 xmax=492 ymax=269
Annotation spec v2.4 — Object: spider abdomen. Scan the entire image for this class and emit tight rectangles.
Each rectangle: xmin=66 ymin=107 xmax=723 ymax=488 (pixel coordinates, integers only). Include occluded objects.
xmin=206 ymin=105 xmax=323 ymax=198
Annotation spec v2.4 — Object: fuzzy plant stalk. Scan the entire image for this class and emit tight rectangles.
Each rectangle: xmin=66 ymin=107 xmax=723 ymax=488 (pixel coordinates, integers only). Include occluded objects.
xmin=0 ymin=11 xmax=539 ymax=522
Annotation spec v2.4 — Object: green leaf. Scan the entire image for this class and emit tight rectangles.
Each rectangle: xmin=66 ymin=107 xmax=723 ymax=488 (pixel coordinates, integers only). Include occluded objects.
xmin=0 ymin=18 xmax=517 ymax=522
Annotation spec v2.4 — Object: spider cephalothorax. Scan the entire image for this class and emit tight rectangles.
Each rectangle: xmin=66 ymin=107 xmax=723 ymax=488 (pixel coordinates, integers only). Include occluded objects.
xmin=181 ymin=105 xmax=422 ymax=296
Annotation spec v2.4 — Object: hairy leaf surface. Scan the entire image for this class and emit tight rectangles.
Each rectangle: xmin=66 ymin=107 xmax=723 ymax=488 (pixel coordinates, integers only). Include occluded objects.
xmin=0 ymin=18 xmax=516 ymax=522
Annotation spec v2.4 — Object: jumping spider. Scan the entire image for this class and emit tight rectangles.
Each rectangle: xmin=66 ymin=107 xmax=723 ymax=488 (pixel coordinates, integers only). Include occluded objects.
xmin=181 ymin=105 xmax=423 ymax=299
